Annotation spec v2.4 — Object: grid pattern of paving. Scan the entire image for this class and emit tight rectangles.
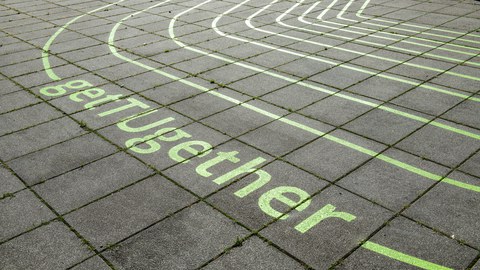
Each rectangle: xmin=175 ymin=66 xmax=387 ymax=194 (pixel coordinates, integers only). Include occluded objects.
xmin=0 ymin=0 xmax=479 ymax=269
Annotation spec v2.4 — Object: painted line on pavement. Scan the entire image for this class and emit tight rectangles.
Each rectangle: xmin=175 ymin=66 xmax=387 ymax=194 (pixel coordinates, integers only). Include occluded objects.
xmin=296 ymin=1 xmax=480 ymax=67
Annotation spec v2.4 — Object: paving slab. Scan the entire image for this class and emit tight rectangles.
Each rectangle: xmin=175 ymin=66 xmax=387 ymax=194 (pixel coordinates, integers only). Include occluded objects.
xmin=0 ymin=221 xmax=93 ymax=270
xmin=202 ymin=236 xmax=305 ymax=270
xmin=260 ymin=185 xmax=393 ymax=269
xmin=0 ymin=190 xmax=55 ymax=242
xmin=33 ymin=152 xmax=154 ymax=214
xmin=1 ymin=0 xmax=479 ymax=268
xmin=336 ymin=216 xmax=477 ymax=270
xmin=103 ymin=202 xmax=249 ymax=269
xmin=404 ymin=171 xmax=480 ymax=249
xmin=64 ymin=174 xmax=197 ymax=249
xmin=7 ymin=133 xmax=117 ymax=186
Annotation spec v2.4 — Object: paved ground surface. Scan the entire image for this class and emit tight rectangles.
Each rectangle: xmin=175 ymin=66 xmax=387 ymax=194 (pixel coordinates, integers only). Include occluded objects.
xmin=0 ymin=0 xmax=479 ymax=269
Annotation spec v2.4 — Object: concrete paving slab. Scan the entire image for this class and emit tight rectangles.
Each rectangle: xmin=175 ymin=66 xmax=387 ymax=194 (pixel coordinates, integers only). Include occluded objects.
xmin=7 ymin=133 xmax=117 ymax=185
xmin=33 ymin=152 xmax=154 ymax=214
xmin=0 ymin=221 xmax=93 ymax=270
xmin=285 ymin=129 xmax=387 ymax=181
xmin=260 ymin=185 xmax=392 ymax=269
xmin=0 ymin=165 xmax=24 ymax=196
xmin=404 ymin=171 xmax=480 ymax=249
xmin=103 ymin=202 xmax=249 ymax=269
xmin=202 ymin=236 xmax=305 ymax=270
xmin=396 ymin=120 xmax=480 ymax=168
xmin=0 ymin=117 xmax=86 ymax=161
xmin=337 ymin=148 xmax=450 ymax=211
xmin=1 ymin=0 xmax=479 ymax=268
xmin=0 ymin=190 xmax=55 ymax=242
xmin=336 ymin=216 xmax=477 ymax=270
xmin=64 ymin=174 xmax=197 ymax=249
xmin=69 ymin=256 xmax=111 ymax=270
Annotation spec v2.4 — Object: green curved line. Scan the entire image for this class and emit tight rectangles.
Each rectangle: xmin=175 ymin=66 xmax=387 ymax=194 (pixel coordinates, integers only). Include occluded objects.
xmin=296 ymin=2 xmax=480 ymax=67
xmin=42 ymin=0 xmax=125 ymax=81
xmin=104 ymin=0 xmax=480 ymax=193
xmin=362 ymin=241 xmax=453 ymax=270
xmin=356 ymin=0 xmax=480 ymax=39
xmin=275 ymin=2 xmax=480 ymax=82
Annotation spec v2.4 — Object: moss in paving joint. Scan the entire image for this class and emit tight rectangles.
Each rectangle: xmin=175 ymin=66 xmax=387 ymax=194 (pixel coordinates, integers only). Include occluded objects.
xmin=0 ymin=192 xmax=15 ymax=200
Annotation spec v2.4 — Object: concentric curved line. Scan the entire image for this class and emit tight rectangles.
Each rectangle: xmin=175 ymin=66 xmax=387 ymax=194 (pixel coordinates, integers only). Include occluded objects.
xmin=324 ymin=0 xmax=480 ymax=46
xmin=42 ymin=0 xmax=126 ymax=81
xmin=39 ymin=1 xmax=477 ymax=268
xmin=296 ymin=2 xmax=480 ymax=67
xmin=219 ymin=0 xmax=480 ymax=103
xmin=355 ymin=0 xmax=480 ymax=38
xmin=112 ymin=0 xmax=480 ymax=193
xmin=273 ymin=1 xmax=480 ymax=82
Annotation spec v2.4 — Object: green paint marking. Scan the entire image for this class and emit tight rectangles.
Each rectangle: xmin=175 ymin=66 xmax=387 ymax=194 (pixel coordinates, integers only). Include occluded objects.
xmin=42 ymin=0 xmax=126 ymax=81
xmin=108 ymin=0 xmax=480 ymax=193
xmin=362 ymin=241 xmax=453 ymax=270
xmin=277 ymin=1 xmax=480 ymax=76
xmin=297 ymin=2 xmax=480 ymax=67
xmin=320 ymin=0 xmax=480 ymax=50
xmin=356 ymin=0 xmax=480 ymax=39
xmin=242 ymin=0 xmax=480 ymax=102
xmin=211 ymin=1 xmax=480 ymax=138
xmin=40 ymin=0 xmax=480 ymax=194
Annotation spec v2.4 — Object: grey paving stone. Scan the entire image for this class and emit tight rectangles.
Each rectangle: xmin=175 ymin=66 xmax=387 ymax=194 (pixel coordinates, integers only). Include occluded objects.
xmin=0 ymin=78 xmax=23 ymax=96
xmin=473 ymin=260 xmax=480 ymax=270
xmin=336 ymin=216 xmax=477 ymax=270
xmin=261 ymin=83 xmax=330 ymax=111
xmin=442 ymin=96 xmax=480 ymax=130
xmin=64 ymin=175 xmax=197 ymax=248
xmin=33 ymin=152 xmax=154 ymax=214
xmin=0 ymin=90 xmax=40 ymax=114
xmin=229 ymin=73 xmax=292 ymax=96
xmin=0 ymin=190 xmax=55 ymax=242
xmin=69 ymin=256 xmax=111 ymax=270
xmin=391 ymin=87 xmax=465 ymax=116
xmin=0 ymin=103 xmax=63 ymax=137
xmin=0 ymin=117 xmax=86 ymax=161
xmin=345 ymin=75 xmax=415 ymax=101
xmin=260 ymin=185 xmax=392 ymax=269
xmin=459 ymin=151 xmax=480 ymax=178
xmin=344 ymin=104 xmax=432 ymax=145
xmin=207 ymin=160 xmax=328 ymax=230
xmin=350 ymin=50 xmax=414 ymax=71
xmin=285 ymin=129 xmax=387 ymax=181
xmin=238 ymin=113 xmax=334 ymax=157
xmin=0 ymin=221 xmax=92 ymax=270
xmin=308 ymin=66 xmax=373 ymax=90
xmin=430 ymin=67 xmax=480 ymax=93
xmin=141 ymin=80 xmax=200 ymax=106
xmin=337 ymin=148 xmax=450 ymax=211
xmin=203 ymin=236 xmax=305 ymax=270
xmin=396 ymin=120 xmax=479 ymax=168
xmin=299 ymin=94 xmax=376 ymax=127
xmin=202 ymin=99 xmax=288 ymax=138
xmin=274 ymin=57 xmax=333 ymax=79
xmin=7 ymin=133 xmax=117 ymax=185
xmin=103 ymin=202 xmax=249 ymax=270
xmin=200 ymin=64 xmax=258 ymax=86
xmin=163 ymin=139 xmax=273 ymax=197
xmin=0 ymin=165 xmax=24 ymax=196
xmin=404 ymin=171 xmax=480 ymax=248
xmin=169 ymin=91 xmax=237 ymax=120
